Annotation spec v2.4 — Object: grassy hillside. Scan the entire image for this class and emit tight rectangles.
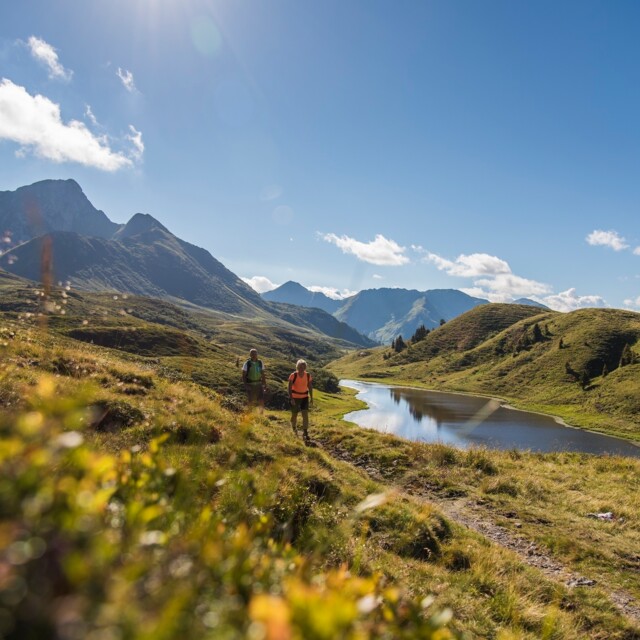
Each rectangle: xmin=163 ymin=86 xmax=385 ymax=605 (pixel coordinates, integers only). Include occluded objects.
xmin=2 ymin=313 xmax=640 ymax=638
xmin=0 ymin=279 xmax=360 ymax=410
xmin=329 ymin=305 xmax=640 ymax=441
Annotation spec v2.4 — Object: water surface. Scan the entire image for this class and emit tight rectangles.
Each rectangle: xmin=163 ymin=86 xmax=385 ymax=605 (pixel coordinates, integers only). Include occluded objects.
xmin=341 ymin=380 xmax=640 ymax=457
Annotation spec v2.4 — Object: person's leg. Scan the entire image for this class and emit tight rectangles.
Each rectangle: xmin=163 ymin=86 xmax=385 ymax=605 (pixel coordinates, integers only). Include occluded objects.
xmin=257 ymin=384 xmax=265 ymax=414
xmin=300 ymin=397 xmax=310 ymax=439
xmin=246 ymin=384 xmax=255 ymax=410
xmin=291 ymin=399 xmax=299 ymax=433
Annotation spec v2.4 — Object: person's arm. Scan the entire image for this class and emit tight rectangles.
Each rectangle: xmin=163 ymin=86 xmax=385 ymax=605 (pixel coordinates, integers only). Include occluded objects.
xmin=242 ymin=362 xmax=248 ymax=384
xmin=309 ymin=375 xmax=313 ymax=404
xmin=288 ymin=376 xmax=293 ymax=403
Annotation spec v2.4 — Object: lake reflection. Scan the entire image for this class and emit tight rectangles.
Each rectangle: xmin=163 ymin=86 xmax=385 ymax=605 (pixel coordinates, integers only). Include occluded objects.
xmin=341 ymin=380 xmax=640 ymax=457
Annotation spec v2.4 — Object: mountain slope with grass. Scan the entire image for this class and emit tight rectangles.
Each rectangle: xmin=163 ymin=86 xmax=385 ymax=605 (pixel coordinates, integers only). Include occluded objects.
xmin=329 ymin=305 xmax=640 ymax=440
xmin=3 ymin=226 xmax=268 ymax=315
xmin=2 ymin=304 xmax=640 ymax=638
xmin=0 ymin=275 xmax=373 ymax=407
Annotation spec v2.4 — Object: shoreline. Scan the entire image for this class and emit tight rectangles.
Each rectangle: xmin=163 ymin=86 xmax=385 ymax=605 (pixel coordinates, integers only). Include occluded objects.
xmin=339 ymin=378 xmax=640 ymax=452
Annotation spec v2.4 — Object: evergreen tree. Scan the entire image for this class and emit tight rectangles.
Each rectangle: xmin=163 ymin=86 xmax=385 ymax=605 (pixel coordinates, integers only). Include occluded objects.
xmin=439 ymin=318 xmax=446 ymax=326
xmin=394 ymin=335 xmax=407 ymax=353
xmin=410 ymin=324 xmax=429 ymax=343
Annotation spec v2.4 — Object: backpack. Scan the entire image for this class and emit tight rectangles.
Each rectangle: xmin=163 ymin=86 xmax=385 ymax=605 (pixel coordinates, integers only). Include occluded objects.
xmin=245 ymin=359 xmax=263 ymax=382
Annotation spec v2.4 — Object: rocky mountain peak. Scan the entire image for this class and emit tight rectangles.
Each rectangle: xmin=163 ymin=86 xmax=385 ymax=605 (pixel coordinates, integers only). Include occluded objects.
xmin=0 ymin=178 xmax=120 ymax=242
xmin=114 ymin=213 xmax=170 ymax=240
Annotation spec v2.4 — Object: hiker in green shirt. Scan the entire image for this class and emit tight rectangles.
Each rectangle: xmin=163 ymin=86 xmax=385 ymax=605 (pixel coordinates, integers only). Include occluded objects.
xmin=242 ymin=348 xmax=266 ymax=412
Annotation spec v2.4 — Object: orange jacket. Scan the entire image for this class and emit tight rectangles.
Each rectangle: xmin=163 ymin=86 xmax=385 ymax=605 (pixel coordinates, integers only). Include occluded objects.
xmin=288 ymin=371 xmax=313 ymax=398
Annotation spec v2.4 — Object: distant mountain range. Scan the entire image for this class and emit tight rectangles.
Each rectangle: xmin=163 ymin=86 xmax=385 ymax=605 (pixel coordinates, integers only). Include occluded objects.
xmin=0 ymin=179 xmax=374 ymax=348
xmin=262 ymin=281 xmax=548 ymax=344
xmin=262 ymin=280 xmax=343 ymax=314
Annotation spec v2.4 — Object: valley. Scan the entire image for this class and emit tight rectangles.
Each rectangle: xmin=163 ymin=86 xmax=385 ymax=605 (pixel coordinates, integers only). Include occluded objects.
xmin=1 ymin=179 xmax=639 ymax=638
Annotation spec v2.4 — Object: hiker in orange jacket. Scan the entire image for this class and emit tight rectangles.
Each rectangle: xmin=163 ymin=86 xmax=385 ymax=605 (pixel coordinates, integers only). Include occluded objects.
xmin=288 ymin=359 xmax=313 ymax=440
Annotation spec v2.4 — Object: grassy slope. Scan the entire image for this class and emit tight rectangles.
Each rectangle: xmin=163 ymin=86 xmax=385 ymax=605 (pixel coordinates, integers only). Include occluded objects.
xmin=0 ymin=278 xmax=359 ymax=402
xmin=329 ymin=305 xmax=640 ymax=441
xmin=2 ymin=315 xmax=639 ymax=638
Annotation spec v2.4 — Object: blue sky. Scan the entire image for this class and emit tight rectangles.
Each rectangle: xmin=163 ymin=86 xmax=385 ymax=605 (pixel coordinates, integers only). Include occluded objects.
xmin=1 ymin=0 xmax=639 ymax=311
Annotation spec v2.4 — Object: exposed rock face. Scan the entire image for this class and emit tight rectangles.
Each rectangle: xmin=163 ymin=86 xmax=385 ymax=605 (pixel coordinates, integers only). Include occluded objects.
xmin=0 ymin=179 xmax=121 ymax=243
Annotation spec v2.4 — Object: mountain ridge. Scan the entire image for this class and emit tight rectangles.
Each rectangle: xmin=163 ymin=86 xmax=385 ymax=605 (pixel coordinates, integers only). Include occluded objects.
xmin=0 ymin=179 xmax=122 ymax=243
xmin=264 ymin=281 xmax=489 ymax=343
xmin=0 ymin=179 xmax=374 ymax=347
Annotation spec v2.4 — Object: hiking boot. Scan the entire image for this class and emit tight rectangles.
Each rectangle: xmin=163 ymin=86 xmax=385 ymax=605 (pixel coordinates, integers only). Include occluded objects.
xmin=303 ymin=431 xmax=310 ymax=442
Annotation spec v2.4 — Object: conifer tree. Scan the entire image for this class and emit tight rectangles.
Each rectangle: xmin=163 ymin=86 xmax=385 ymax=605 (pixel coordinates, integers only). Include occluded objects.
xmin=410 ymin=324 xmax=429 ymax=343
xmin=394 ymin=335 xmax=406 ymax=352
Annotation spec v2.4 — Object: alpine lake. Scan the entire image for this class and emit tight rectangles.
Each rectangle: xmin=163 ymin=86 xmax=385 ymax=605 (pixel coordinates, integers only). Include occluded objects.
xmin=340 ymin=380 xmax=640 ymax=457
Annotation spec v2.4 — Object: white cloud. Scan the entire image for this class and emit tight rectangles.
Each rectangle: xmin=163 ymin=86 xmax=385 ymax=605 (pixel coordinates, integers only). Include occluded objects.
xmin=372 ymin=274 xmax=383 ymax=280
xmin=320 ymin=233 xmax=409 ymax=266
xmin=586 ymin=229 xmax=629 ymax=251
xmin=0 ymin=78 xmax=135 ymax=171
xmin=470 ymin=274 xmax=552 ymax=302
xmin=623 ymin=296 xmax=640 ymax=309
xmin=27 ymin=36 xmax=72 ymax=81
xmin=126 ymin=125 xmax=144 ymax=161
xmin=425 ymin=252 xmax=511 ymax=277
xmin=117 ymin=67 xmax=136 ymax=92
xmin=542 ymin=288 xmax=607 ymax=312
xmin=242 ymin=276 xmax=278 ymax=293
xmin=85 ymin=104 xmax=98 ymax=126
xmin=308 ymin=285 xmax=356 ymax=300
xmin=634 ymin=246 xmax=640 ymax=256
xmin=427 ymin=249 xmax=551 ymax=302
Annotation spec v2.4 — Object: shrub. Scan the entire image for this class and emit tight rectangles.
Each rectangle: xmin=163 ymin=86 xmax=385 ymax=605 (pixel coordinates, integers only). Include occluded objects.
xmin=313 ymin=368 xmax=340 ymax=393
xmin=465 ymin=449 xmax=498 ymax=475
xmin=365 ymin=502 xmax=451 ymax=561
